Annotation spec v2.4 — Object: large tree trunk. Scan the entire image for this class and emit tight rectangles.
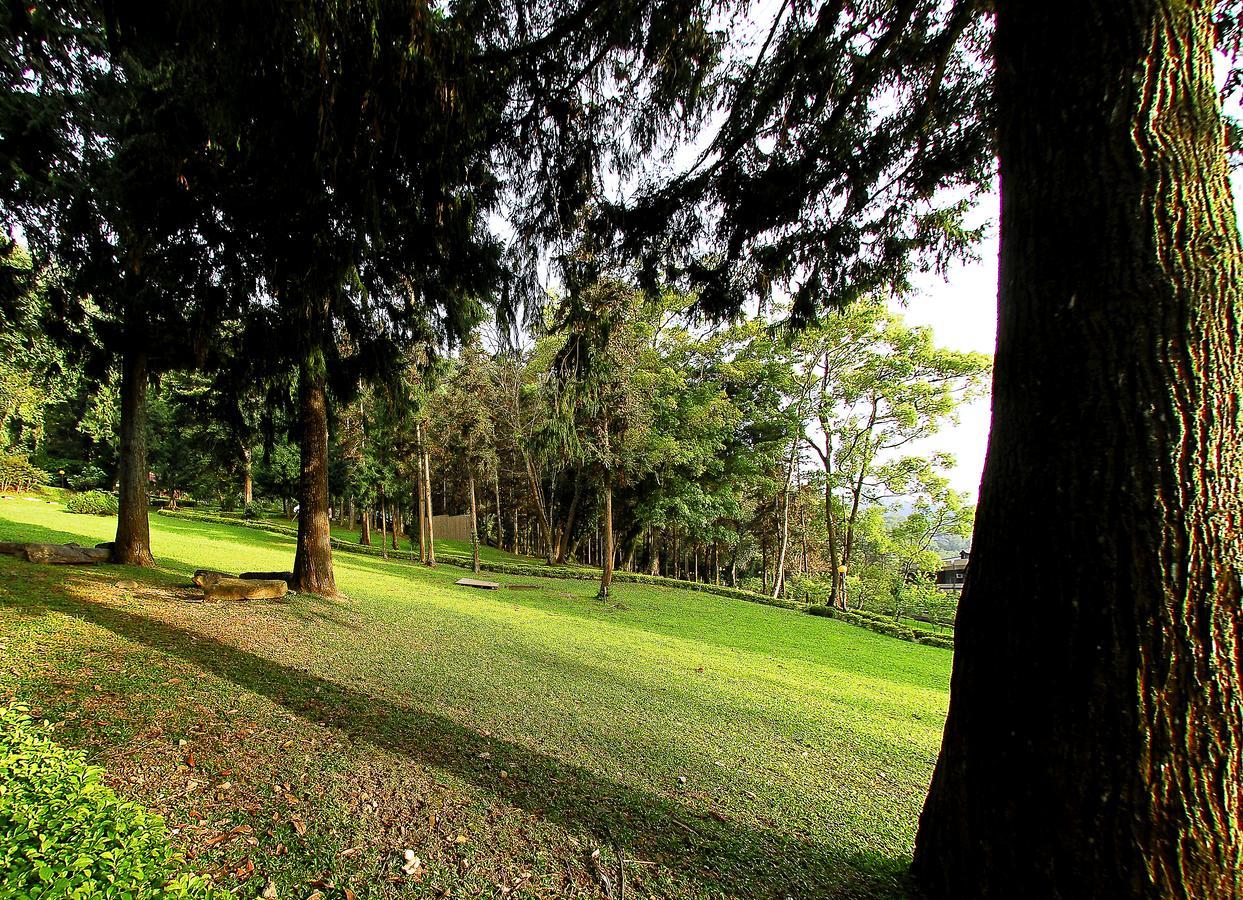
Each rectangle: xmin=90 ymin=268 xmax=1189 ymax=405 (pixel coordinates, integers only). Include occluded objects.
xmin=291 ymin=352 xmax=336 ymax=596
xmin=913 ymin=4 xmax=1243 ymax=897
xmin=114 ymin=345 xmax=154 ymax=566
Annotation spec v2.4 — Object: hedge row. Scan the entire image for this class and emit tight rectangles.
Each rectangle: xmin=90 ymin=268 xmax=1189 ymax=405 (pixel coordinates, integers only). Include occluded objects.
xmin=157 ymin=509 xmax=803 ymax=611
xmin=807 ymin=605 xmax=955 ymax=650
xmin=0 ymin=703 xmax=222 ymax=898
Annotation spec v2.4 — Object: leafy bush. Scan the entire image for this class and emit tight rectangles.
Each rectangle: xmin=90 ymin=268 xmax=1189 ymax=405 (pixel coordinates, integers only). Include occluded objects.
xmin=68 ymin=464 xmax=109 ymax=492
xmin=0 ymin=703 xmax=222 ymax=898
xmin=65 ymin=491 xmax=119 ymax=516
xmin=0 ymin=454 xmax=47 ymax=493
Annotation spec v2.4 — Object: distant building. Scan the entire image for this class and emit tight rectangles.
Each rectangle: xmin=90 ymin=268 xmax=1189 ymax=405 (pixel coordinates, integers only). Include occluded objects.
xmin=935 ymin=551 xmax=969 ymax=592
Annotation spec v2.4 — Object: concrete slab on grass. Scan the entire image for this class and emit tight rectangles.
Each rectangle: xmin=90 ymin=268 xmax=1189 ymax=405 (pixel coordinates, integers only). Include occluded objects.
xmin=456 ymin=577 xmax=501 ymax=590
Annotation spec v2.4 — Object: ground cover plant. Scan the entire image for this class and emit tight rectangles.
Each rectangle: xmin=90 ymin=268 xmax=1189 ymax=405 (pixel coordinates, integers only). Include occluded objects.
xmin=0 ymin=702 xmax=222 ymax=898
xmin=0 ymin=499 xmax=950 ymax=898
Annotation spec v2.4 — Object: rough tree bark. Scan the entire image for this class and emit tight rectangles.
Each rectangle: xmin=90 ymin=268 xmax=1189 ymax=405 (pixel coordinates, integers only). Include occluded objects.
xmin=359 ymin=505 xmax=371 ymax=546
xmin=912 ymin=4 xmax=1243 ymax=897
xmin=114 ymin=344 xmax=154 ymax=566
xmin=291 ymin=351 xmax=336 ymax=596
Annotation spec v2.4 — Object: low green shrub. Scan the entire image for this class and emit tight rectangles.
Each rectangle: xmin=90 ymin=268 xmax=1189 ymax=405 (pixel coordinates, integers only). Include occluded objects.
xmin=0 ymin=703 xmax=222 ymax=898
xmin=805 ymin=605 xmax=953 ymax=650
xmin=0 ymin=454 xmax=48 ymax=493
xmin=65 ymin=491 xmax=119 ymax=516
xmin=68 ymin=464 xmax=108 ymax=492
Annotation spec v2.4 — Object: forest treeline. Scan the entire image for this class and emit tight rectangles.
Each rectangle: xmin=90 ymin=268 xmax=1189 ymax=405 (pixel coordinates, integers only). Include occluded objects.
xmin=3 ymin=257 xmax=987 ymax=611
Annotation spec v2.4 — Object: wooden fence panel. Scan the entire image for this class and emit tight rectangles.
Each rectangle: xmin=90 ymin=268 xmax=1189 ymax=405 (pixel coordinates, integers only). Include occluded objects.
xmin=431 ymin=513 xmax=473 ymax=543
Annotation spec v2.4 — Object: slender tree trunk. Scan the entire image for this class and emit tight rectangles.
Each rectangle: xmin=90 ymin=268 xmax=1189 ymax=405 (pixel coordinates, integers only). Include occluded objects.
xmin=522 ymin=455 xmax=556 ymax=564
xmin=772 ymin=435 xmax=798 ymax=599
xmin=826 ymin=470 xmax=844 ymax=608
xmin=422 ymin=429 xmax=436 ymax=566
xmin=493 ymin=471 xmax=503 ymax=548
xmin=597 ymin=471 xmax=614 ymax=599
xmin=555 ymin=470 xmax=583 ymax=564
xmin=416 ymin=457 xmax=427 ymax=563
xmin=359 ymin=503 xmax=371 ymax=545
xmin=379 ymin=486 xmax=389 ymax=559
xmin=468 ymin=472 xmax=480 ymax=573
xmin=292 ymin=351 xmax=336 ymax=596
xmin=113 ymin=345 xmax=154 ymax=566
xmin=392 ymin=503 xmax=401 ymax=550
xmin=914 ymin=5 xmax=1243 ymax=897
xmin=240 ymin=445 xmax=253 ymax=506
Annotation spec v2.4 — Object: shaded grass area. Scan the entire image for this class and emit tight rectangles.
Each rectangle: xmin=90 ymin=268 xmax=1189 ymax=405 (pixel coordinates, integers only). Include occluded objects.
xmin=0 ymin=498 xmax=949 ymax=898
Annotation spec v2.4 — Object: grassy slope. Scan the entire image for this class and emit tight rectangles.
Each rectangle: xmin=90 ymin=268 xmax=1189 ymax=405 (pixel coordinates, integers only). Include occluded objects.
xmin=0 ymin=496 xmax=950 ymax=899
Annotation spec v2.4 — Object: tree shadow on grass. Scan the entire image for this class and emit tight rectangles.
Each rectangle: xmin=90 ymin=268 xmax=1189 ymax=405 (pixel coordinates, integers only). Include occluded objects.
xmin=0 ymin=516 xmax=104 ymax=547
xmin=7 ymin=584 xmax=915 ymax=900
xmin=150 ymin=514 xmax=301 ymax=554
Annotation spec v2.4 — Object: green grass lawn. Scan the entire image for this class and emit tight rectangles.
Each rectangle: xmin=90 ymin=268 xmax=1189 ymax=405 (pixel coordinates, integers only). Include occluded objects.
xmin=0 ymin=494 xmax=951 ymax=898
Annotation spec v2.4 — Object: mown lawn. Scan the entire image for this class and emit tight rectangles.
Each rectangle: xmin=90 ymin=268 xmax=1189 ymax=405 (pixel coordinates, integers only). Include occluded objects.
xmin=0 ymin=495 xmax=951 ymax=899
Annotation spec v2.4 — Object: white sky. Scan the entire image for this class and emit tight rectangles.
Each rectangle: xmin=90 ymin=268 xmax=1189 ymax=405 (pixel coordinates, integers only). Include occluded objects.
xmin=895 ymin=200 xmax=999 ymax=500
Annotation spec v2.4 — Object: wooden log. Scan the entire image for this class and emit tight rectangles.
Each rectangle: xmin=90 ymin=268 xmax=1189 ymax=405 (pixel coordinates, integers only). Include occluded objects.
xmin=22 ymin=543 xmax=112 ymax=565
xmin=0 ymin=542 xmax=26 ymax=557
xmin=193 ymin=569 xmax=232 ymax=588
xmin=200 ymin=577 xmax=288 ymax=602
xmin=238 ymin=571 xmax=293 ymax=584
